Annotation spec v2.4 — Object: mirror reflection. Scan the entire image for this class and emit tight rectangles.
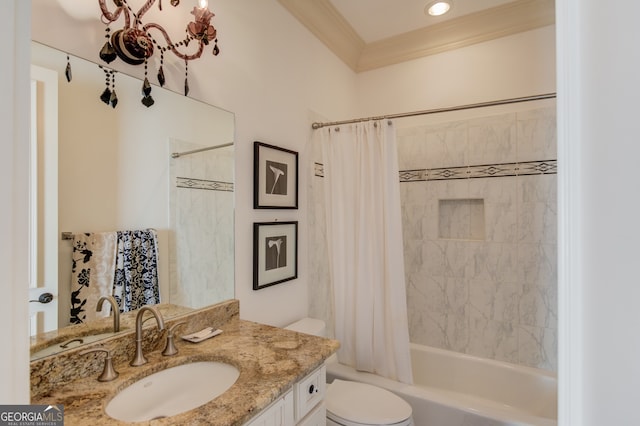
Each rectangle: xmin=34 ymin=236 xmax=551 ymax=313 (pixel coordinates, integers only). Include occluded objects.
xmin=29 ymin=41 xmax=235 ymax=359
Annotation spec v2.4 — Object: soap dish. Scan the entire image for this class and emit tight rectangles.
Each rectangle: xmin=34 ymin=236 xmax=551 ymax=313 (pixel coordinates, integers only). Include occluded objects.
xmin=181 ymin=327 xmax=223 ymax=343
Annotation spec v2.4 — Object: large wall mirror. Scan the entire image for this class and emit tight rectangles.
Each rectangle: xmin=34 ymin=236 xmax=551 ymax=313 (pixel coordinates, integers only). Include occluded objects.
xmin=29 ymin=41 xmax=235 ymax=358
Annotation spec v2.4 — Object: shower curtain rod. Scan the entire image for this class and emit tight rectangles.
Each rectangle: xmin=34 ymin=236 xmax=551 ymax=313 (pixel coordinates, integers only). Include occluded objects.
xmin=171 ymin=142 xmax=234 ymax=159
xmin=311 ymin=92 xmax=557 ymax=130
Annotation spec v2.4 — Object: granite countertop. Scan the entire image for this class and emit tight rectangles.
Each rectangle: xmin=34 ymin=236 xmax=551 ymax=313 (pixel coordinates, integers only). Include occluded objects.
xmin=30 ymin=303 xmax=194 ymax=359
xmin=31 ymin=317 xmax=339 ymax=426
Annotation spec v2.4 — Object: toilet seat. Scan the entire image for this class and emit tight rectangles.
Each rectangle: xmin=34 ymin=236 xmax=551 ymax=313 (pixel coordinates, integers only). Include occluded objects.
xmin=326 ymin=379 xmax=413 ymax=426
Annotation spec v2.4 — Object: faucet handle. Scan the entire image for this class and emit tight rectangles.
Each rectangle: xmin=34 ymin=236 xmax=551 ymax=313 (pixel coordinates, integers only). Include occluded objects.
xmin=80 ymin=347 xmax=119 ymax=382
xmin=162 ymin=321 xmax=187 ymax=356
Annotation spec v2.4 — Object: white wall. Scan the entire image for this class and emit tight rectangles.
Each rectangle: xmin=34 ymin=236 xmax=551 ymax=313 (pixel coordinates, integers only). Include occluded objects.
xmin=354 ymin=25 xmax=556 ymax=118
xmin=557 ymin=1 xmax=640 ymax=424
xmin=1 ymin=0 xmax=31 ymax=403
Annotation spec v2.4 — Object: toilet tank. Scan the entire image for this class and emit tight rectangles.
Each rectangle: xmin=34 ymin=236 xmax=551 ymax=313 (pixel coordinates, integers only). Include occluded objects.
xmin=285 ymin=318 xmax=326 ymax=337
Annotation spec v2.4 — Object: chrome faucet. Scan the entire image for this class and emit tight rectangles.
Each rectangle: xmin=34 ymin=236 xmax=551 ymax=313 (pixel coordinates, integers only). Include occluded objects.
xmin=96 ymin=296 xmax=120 ymax=333
xmin=130 ymin=306 xmax=165 ymax=366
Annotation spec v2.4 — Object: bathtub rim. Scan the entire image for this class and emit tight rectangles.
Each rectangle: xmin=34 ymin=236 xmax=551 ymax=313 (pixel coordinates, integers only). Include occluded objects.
xmin=325 ymin=343 xmax=558 ymax=426
xmin=409 ymin=343 xmax=557 ymax=378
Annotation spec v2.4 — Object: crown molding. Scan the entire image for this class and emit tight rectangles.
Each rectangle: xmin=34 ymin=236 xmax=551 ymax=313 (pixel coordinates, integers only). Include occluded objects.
xmin=278 ymin=0 xmax=555 ymax=73
xmin=357 ymin=0 xmax=556 ymax=72
xmin=276 ymin=0 xmax=365 ymax=71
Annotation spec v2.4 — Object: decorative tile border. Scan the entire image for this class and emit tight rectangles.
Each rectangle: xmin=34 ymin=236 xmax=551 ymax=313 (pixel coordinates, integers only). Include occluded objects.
xmin=401 ymin=160 xmax=557 ymax=182
xmin=176 ymin=177 xmax=234 ymax=192
xmin=315 ymin=160 xmax=556 ymax=182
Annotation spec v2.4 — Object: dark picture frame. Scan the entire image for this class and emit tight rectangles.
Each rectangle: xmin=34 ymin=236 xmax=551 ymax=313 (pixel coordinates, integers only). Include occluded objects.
xmin=253 ymin=221 xmax=298 ymax=290
xmin=253 ymin=141 xmax=298 ymax=209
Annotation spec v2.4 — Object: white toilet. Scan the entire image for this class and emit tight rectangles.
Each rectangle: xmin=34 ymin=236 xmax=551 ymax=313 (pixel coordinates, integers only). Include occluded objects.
xmin=285 ymin=318 xmax=413 ymax=426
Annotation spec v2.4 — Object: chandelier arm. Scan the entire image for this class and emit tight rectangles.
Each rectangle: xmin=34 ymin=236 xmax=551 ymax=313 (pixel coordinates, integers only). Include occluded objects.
xmin=98 ymin=0 xmax=129 ymax=26
xmin=143 ymin=23 xmax=205 ymax=61
xmin=136 ymin=0 xmax=157 ymax=21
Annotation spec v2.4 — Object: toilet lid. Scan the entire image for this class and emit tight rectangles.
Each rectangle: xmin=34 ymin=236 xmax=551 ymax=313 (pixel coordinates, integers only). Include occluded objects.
xmin=326 ymin=380 xmax=412 ymax=425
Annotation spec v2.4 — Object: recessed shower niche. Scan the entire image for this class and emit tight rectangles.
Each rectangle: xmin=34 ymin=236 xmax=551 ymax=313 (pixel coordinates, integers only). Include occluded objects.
xmin=438 ymin=198 xmax=485 ymax=240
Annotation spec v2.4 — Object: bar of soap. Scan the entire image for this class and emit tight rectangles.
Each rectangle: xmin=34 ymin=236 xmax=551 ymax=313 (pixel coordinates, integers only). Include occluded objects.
xmin=181 ymin=327 xmax=223 ymax=343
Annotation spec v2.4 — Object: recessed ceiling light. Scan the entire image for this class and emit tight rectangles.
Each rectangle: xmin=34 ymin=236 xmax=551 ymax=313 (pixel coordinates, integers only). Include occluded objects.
xmin=426 ymin=1 xmax=452 ymax=17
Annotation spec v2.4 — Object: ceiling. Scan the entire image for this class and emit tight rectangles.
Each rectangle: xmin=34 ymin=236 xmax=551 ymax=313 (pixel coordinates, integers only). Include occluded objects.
xmin=277 ymin=0 xmax=555 ymax=72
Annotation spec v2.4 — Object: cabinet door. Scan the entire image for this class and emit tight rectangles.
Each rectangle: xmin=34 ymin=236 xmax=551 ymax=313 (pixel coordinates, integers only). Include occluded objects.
xmin=245 ymin=390 xmax=294 ymax=426
xmin=294 ymin=365 xmax=326 ymax=422
xmin=297 ymin=401 xmax=326 ymax=426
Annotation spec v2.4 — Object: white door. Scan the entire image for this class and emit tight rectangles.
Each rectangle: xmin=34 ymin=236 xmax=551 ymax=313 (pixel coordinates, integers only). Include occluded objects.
xmin=29 ymin=65 xmax=59 ymax=335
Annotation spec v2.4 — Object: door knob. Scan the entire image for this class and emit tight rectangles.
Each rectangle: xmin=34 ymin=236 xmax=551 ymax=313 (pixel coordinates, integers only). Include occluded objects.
xmin=29 ymin=292 xmax=54 ymax=304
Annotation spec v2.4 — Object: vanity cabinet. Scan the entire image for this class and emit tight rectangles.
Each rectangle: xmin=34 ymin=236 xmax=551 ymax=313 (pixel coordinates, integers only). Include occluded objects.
xmin=30 ymin=302 xmax=340 ymax=425
xmin=245 ymin=390 xmax=294 ymax=426
xmin=245 ymin=365 xmax=326 ymax=426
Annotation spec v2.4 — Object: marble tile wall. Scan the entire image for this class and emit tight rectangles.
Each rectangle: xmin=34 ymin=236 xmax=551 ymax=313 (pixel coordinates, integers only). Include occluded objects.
xmin=307 ymin=144 xmax=335 ymax=339
xmin=307 ymin=106 xmax=557 ymax=372
xmin=399 ymin=106 xmax=557 ymax=371
xmin=169 ymin=139 xmax=235 ymax=308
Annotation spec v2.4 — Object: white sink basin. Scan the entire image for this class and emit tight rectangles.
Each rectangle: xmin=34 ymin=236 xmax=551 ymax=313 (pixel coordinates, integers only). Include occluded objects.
xmin=105 ymin=361 xmax=240 ymax=422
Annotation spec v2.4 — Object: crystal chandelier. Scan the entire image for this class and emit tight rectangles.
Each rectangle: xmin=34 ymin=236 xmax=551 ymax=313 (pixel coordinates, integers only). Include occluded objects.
xmin=98 ymin=0 xmax=219 ymax=106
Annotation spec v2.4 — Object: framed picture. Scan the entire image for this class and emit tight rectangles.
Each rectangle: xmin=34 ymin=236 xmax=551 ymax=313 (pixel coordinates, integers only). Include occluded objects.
xmin=254 ymin=141 xmax=298 ymax=209
xmin=253 ymin=221 xmax=298 ymax=290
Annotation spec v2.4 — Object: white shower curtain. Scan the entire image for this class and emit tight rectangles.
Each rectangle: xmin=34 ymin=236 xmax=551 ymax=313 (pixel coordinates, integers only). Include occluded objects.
xmin=316 ymin=120 xmax=413 ymax=384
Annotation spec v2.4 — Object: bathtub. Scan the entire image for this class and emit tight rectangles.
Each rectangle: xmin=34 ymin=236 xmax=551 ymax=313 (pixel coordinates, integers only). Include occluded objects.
xmin=325 ymin=343 xmax=557 ymax=426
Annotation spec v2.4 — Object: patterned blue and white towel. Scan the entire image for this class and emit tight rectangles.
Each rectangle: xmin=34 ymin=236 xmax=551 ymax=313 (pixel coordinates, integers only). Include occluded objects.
xmin=112 ymin=229 xmax=161 ymax=312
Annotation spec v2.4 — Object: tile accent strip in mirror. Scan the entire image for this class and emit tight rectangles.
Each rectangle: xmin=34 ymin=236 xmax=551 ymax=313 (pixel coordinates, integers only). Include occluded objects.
xmin=176 ymin=177 xmax=234 ymax=192
xmin=314 ymin=159 xmax=557 ymax=182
